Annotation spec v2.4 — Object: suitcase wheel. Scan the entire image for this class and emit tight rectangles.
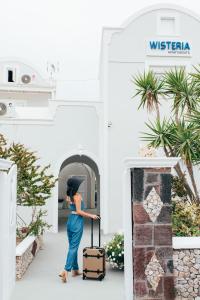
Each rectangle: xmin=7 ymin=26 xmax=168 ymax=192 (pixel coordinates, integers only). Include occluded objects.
xmin=99 ymin=274 xmax=104 ymax=281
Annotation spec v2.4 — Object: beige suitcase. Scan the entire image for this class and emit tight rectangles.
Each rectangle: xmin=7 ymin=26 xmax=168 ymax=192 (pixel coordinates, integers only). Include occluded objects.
xmin=83 ymin=218 xmax=106 ymax=281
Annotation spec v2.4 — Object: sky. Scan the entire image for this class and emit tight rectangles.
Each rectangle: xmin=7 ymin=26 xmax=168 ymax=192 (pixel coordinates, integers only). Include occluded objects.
xmin=1 ymin=0 xmax=200 ymax=80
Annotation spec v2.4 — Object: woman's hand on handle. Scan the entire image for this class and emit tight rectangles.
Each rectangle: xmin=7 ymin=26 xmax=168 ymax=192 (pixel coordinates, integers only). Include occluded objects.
xmin=91 ymin=214 xmax=100 ymax=220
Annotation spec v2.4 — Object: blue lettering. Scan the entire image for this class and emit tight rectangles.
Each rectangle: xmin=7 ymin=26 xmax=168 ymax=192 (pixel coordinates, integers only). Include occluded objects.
xmin=166 ymin=41 xmax=171 ymax=50
xmin=150 ymin=41 xmax=158 ymax=49
xmin=149 ymin=40 xmax=190 ymax=53
xmin=185 ymin=42 xmax=190 ymax=50
xmin=172 ymin=42 xmax=176 ymax=50
xmin=176 ymin=42 xmax=181 ymax=50
xmin=161 ymin=41 xmax=166 ymax=50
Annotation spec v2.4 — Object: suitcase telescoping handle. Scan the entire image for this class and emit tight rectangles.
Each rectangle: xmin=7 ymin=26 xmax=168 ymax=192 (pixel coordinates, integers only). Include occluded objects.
xmin=91 ymin=216 xmax=101 ymax=248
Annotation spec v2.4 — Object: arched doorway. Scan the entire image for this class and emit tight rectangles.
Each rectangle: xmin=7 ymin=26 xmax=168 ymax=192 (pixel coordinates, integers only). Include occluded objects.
xmin=57 ymin=155 xmax=100 ymax=230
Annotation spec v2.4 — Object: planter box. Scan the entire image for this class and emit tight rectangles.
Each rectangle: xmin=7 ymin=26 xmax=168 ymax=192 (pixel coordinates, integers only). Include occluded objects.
xmin=16 ymin=235 xmax=43 ymax=280
xmin=173 ymin=236 xmax=200 ymax=249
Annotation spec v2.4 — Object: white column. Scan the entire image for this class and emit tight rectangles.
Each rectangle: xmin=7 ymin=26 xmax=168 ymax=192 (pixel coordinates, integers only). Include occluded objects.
xmin=0 ymin=159 xmax=17 ymax=300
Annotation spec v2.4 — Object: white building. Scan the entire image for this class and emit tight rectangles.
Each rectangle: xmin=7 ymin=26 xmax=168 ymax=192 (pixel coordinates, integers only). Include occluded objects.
xmin=0 ymin=4 xmax=199 ymax=234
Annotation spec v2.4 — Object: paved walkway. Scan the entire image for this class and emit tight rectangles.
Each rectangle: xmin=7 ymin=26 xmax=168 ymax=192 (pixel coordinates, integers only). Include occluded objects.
xmin=11 ymin=214 xmax=125 ymax=300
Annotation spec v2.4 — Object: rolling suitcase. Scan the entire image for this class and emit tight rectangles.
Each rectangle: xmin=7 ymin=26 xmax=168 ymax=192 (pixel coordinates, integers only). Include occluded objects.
xmin=83 ymin=217 xmax=106 ymax=281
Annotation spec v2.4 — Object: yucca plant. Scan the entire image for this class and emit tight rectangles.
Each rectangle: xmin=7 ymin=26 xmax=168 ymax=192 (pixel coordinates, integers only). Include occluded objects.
xmin=141 ymin=118 xmax=175 ymax=152
xmin=133 ymin=70 xmax=164 ymax=121
xmin=172 ymin=120 xmax=200 ymax=202
xmin=133 ymin=65 xmax=200 ymax=203
xmin=141 ymin=119 xmax=196 ymax=201
xmin=164 ymin=68 xmax=198 ymax=121
xmin=190 ymin=64 xmax=200 ymax=97
xmin=188 ymin=109 xmax=200 ymax=133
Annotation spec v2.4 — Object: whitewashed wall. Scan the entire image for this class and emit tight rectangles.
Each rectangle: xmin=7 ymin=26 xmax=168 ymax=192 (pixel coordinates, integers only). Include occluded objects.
xmin=0 ymin=159 xmax=17 ymax=300
xmin=1 ymin=4 xmax=200 ymax=236
xmin=100 ymin=4 xmax=200 ymax=233
xmin=0 ymin=102 xmax=100 ymax=232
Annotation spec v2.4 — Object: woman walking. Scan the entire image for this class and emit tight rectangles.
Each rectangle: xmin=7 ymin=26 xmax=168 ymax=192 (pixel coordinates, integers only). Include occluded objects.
xmin=59 ymin=177 xmax=100 ymax=283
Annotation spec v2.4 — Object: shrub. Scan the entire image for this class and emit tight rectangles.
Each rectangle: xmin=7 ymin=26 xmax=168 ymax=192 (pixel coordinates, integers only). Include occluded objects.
xmin=105 ymin=234 xmax=124 ymax=270
xmin=0 ymin=134 xmax=57 ymax=239
xmin=172 ymin=200 xmax=200 ymax=236
xmin=172 ymin=175 xmax=188 ymax=200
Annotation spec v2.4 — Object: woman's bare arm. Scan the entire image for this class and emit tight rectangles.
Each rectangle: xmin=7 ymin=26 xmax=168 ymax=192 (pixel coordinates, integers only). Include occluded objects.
xmin=74 ymin=194 xmax=99 ymax=219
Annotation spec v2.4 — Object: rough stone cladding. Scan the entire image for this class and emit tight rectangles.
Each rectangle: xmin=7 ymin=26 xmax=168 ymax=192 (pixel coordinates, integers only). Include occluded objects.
xmin=174 ymin=249 xmax=200 ymax=299
xmin=16 ymin=236 xmax=42 ymax=280
xmin=131 ymin=168 xmax=175 ymax=300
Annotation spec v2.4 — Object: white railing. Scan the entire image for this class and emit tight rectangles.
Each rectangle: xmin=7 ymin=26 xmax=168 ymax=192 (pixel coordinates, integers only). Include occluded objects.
xmin=0 ymin=159 xmax=17 ymax=300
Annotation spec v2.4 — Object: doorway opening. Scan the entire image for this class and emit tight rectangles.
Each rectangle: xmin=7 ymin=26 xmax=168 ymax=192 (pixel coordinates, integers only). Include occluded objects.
xmin=58 ymin=155 xmax=100 ymax=230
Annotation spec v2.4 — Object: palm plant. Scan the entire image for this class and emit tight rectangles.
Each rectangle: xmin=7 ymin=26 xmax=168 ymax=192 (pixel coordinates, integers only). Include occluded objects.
xmin=189 ymin=109 xmax=200 ymax=132
xmin=141 ymin=119 xmax=196 ymax=201
xmin=133 ymin=70 xmax=164 ymax=121
xmin=190 ymin=65 xmax=200 ymax=97
xmin=141 ymin=118 xmax=176 ymax=158
xmin=173 ymin=121 xmax=200 ymax=202
xmin=163 ymin=68 xmax=198 ymax=123
xmin=133 ymin=66 xmax=200 ymax=203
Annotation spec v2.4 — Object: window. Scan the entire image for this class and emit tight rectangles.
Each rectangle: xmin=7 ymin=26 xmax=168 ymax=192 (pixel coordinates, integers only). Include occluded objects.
xmin=7 ymin=69 xmax=15 ymax=83
xmin=160 ymin=17 xmax=175 ymax=35
xmin=157 ymin=13 xmax=180 ymax=36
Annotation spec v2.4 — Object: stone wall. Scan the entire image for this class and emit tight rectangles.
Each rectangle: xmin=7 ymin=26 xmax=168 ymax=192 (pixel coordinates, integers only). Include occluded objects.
xmin=132 ymin=167 xmax=175 ymax=300
xmin=174 ymin=249 xmax=200 ymax=299
xmin=16 ymin=236 xmax=42 ymax=280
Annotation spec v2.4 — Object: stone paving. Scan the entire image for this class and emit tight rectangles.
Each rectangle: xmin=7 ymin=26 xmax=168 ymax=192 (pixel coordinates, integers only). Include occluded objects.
xmin=11 ymin=214 xmax=125 ymax=300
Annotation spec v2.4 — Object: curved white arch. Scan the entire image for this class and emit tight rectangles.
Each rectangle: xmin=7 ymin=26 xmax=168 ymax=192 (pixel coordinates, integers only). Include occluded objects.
xmin=121 ymin=3 xmax=200 ymax=28
xmin=54 ymin=149 xmax=101 ymax=178
xmin=51 ymin=149 xmax=101 ymax=233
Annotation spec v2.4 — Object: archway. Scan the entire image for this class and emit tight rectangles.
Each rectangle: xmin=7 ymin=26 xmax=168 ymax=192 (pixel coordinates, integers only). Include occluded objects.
xmin=57 ymin=155 xmax=100 ymax=230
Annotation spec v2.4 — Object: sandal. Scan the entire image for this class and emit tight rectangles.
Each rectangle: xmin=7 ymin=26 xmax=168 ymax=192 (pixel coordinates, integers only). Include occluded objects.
xmin=72 ymin=270 xmax=82 ymax=277
xmin=58 ymin=271 xmax=68 ymax=283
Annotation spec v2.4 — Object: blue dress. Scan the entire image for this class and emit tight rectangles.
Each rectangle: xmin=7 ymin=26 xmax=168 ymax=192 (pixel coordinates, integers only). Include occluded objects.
xmin=64 ymin=199 xmax=84 ymax=271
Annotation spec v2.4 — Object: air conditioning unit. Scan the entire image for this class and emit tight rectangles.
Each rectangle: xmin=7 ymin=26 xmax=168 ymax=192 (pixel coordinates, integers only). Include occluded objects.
xmin=0 ymin=102 xmax=15 ymax=117
xmin=21 ymin=74 xmax=31 ymax=84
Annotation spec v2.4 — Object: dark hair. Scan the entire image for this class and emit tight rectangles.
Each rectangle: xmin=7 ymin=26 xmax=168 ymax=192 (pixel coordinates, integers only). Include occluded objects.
xmin=66 ymin=186 xmax=76 ymax=201
xmin=66 ymin=177 xmax=84 ymax=201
